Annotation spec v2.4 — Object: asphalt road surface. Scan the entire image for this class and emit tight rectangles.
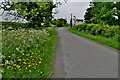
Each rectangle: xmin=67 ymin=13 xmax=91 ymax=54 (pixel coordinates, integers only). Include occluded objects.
xmin=53 ymin=28 xmax=118 ymax=78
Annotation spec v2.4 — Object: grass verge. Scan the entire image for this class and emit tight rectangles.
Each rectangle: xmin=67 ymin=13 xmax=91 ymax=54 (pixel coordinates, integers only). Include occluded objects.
xmin=40 ymin=29 xmax=58 ymax=78
xmin=2 ymin=28 xmax=58 ymax=78
xmin=63 ymin=26 xmax=70 ymax=28
xmin=68 ymin=29 xmax=120 ymax=50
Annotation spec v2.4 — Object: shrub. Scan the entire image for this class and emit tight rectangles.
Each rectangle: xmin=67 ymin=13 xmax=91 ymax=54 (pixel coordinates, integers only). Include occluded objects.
xmin=73 ymin=24 xmax=119 ymax=41
xmin=86 ymin=24 xmax=94 ymax=32
xmin=90 ymin=24 xmax=99 ymax=35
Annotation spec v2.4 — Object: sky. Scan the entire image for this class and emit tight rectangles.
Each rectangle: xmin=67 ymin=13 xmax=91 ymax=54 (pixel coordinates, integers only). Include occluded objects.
xmin=53 ymin=2 xmax=91 ymax=22
xmin=0 ymin=0 xmax=92 ymax=22
xmin=53 ymin=0 xmax=92 ymax=23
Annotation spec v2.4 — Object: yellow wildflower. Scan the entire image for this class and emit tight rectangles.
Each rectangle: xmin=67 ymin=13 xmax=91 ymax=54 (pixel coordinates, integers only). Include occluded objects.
xmin=38 ymin=61 xmax=41 ymax=64
xmin=28 ymin=65 xmax=31 ymax=67
xmin=18 ymin=59 xmax=21 ymax=61
xmin=16 ymin=65 xmax=20 ymax=68
xmin=13 ymin=64 xmax=17 ymax=66
xmin=40 ymin=58 xmax=42 ymax=60
xmin=23 ymin=62 xmax=26 ymax=64
xmin=26 ymin=54 xmax=30 ymax=56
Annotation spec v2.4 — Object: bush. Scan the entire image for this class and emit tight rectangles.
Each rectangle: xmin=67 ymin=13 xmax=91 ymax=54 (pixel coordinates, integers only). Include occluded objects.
xmin=90 ymin=24 xmax=99 ymax=35
xmin=73 ymin=24 xmax=119 ymax=40
xmin=86 ymin=24 xmax=94 ymax=32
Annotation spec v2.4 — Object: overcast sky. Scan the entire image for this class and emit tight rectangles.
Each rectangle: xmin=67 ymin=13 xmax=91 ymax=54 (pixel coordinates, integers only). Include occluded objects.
xmin=53 ymin=2 xmax=91 ymax=22
xmin=53 ymin=0 xmax=92 ymax=23
xmin=0 ymin=0 xmax=91 ymax=22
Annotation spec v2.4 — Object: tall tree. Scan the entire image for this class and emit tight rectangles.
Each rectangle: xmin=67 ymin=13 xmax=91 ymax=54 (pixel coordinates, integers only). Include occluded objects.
xmin=56 ymin=18 xmax=67 ymax=27
xmin=84 ymin=7 xmax=93 ymax=23
xmin=114 ymin=2 xmax=120 ymax=25
xmin=84 ymin=2 xmax=119 ymax=25
xmin=0 ymin=0 xmax=56 ymax=28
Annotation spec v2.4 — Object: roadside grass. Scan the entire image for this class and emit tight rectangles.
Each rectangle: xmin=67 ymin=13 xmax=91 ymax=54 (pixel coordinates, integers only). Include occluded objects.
xmin=2 ymin=28 xmax=58 ymax=78
xmin=39 ymin=29 xmax=58 ymax=78
xmin=68 ymin=29 xmax=120 ymax=50
xmin=63 ymin=26 xmax=70 ymax=29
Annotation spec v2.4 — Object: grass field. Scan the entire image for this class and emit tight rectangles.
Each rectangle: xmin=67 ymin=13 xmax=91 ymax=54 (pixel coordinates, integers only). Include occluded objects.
xmin=2 ymin=28 xmax=58 ymax=78
xmin=68 ymin=29 xmax=120 ymax=50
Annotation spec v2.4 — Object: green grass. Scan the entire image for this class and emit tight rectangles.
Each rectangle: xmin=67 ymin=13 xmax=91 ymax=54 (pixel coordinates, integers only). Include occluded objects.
xmin=39 ymin=29 xmax=58 ymax=78
xmin=63 ymin=26 xmax=70 ymax=28
xmin=2 ymin=28 xmax=58 ymax=78
xmin=68 ymin=29 xmax=120 ymax=50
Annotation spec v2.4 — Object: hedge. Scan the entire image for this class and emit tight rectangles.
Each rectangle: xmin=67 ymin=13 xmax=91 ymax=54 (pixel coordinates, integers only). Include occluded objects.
xmin=73 ymin=24 xmax=120 ymax=41
xmin=0 ymin=22 xmax=28 ymax=30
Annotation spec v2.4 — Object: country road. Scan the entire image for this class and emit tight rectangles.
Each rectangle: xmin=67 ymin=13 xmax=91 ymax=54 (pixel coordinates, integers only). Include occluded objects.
xmin=53 ymin=28 xmax=118 ymax=78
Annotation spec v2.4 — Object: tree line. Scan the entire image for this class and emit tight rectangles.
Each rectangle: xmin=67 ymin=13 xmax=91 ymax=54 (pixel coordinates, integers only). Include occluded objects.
xmin=84 ymin=2 xmax=120 ymax=25
xmin=0 ymin=0 xmax=57 ymax=28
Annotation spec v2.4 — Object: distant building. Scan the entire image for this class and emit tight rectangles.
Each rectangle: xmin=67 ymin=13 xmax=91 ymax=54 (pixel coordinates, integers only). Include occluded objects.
xmin=73 ymin=16 xmax=84 ymax=25
xmin=74 ymin=18 xmax=84 ymax=25
xmin=75 ymin=19 xmax=84 ymax=25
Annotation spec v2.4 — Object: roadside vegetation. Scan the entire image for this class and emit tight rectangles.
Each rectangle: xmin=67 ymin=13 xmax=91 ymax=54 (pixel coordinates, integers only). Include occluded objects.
xmin=69 ymin=2 xmax=120 ymax=50
xmin=0 ymin=1 xmax=58 ymax=78
xmin=1 ymin=23 xmax=58 ymax=78
xmin=68 ymin=25 xmax=120 ymax=50
xmin=51 ymin=18 xmax=68 ymax=27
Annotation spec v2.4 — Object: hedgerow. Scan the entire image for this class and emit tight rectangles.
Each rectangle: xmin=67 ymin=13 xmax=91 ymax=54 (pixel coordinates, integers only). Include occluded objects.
xmin=1 ymin=22 xmax=28 ymax=30
xmin=73 ymin=24 xmax=119 ymax=41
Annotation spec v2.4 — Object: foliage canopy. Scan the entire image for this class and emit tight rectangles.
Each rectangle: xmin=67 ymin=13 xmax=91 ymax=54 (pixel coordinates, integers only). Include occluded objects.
xmin=0 ymin=1 xmax=56 ymax=28
xmin=84 ymin=2 xmax=120 ymax=25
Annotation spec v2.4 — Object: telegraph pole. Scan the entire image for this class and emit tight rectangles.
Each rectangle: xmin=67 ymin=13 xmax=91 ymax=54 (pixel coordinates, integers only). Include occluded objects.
xmin=70 ymin=14 xmax=73 ymax=29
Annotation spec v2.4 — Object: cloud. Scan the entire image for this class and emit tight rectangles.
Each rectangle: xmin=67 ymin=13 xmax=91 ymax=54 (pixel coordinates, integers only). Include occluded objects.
xmin=54 ymin=2 xmax=90 ymax=23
